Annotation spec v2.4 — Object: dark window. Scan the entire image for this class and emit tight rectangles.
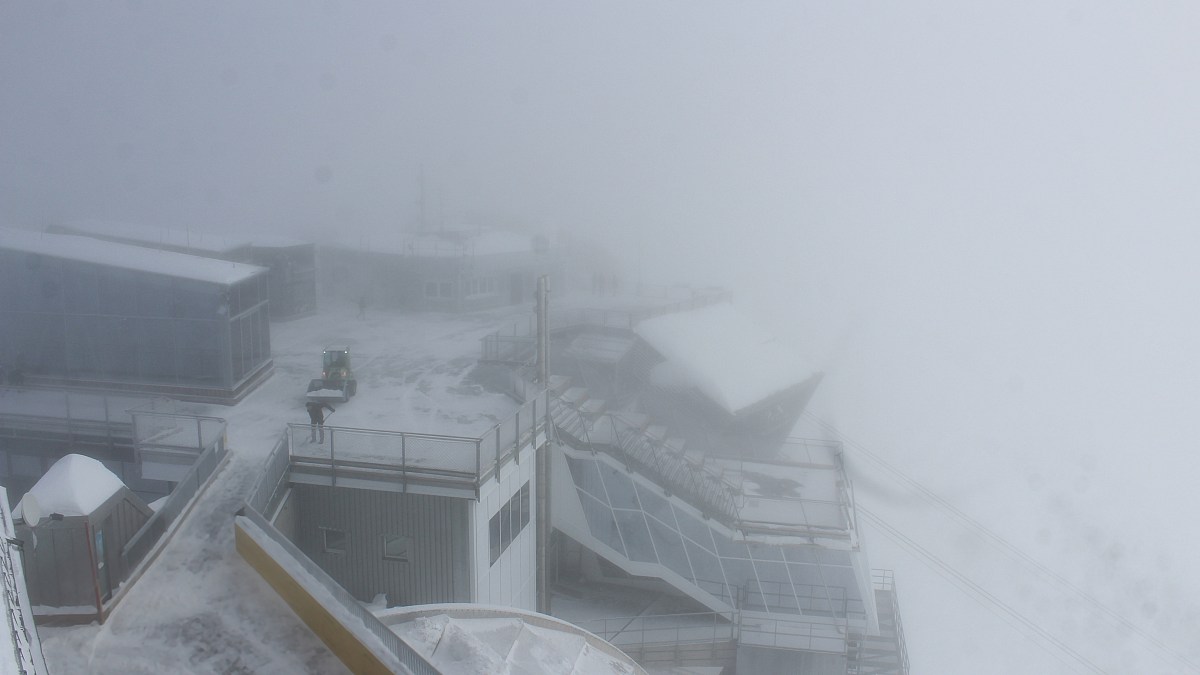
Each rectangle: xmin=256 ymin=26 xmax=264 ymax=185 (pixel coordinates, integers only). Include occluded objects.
xmin=383 ymin=534 xmax=411 ymax=562
xmin=489 ymin=512 xmax=502 ymax=564
xmin=521 ymin=483 xmax=530 ymax=528
xmin=323 ymin=528 xmax=347 ymax=553
xmin=489 ymin=481 xmax=532 ymax=567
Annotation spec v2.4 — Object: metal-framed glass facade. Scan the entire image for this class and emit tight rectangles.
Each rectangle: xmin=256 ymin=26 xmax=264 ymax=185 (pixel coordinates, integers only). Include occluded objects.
xmin=0 ymin=248 xmax=270 ymax=392
xmin=564 ymin=454 xmax=867 ymax=622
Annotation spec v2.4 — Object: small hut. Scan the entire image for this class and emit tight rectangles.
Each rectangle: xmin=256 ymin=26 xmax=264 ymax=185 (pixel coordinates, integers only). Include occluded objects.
xmin=13 ymin=454 xmax=153 ymax=622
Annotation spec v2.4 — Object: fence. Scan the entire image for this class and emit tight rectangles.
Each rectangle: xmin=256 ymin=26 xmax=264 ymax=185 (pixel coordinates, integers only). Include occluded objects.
xmin=572 ymin=611 xmax=737 ymax=647
xmin=246 ymin=433 xmax=292 ymax=515
xmin=284 ymin=389 xmax=550 ymax=495
xmin=121 ymin=424 xmax=227 ymax=570
xmin=236 ymin=506 xmax=439 ymax=675
xmin=132 ymin=410 xmax=226 ymax=454
xmin=737 ymin=613 xmax=849 ymax=654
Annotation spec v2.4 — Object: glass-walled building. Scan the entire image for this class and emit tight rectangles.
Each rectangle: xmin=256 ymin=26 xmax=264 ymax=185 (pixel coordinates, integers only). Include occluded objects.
xmin=50 ymin=220 xmax=318 ymax=321
xmin=0 ymin=228 xmax=272 ymax=403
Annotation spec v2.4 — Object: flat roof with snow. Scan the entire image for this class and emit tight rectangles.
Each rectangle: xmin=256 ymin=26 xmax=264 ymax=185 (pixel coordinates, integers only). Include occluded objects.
xmin=0 ymin=227 xmax=267 ymax=286
xmin=634 ymin=304 xmax=816 ymax=415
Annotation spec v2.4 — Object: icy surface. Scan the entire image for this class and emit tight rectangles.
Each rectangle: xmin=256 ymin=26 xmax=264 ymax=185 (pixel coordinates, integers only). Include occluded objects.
xmin=0 ymin=227 xmax=265 ymax=286
xmin=635 ymin=304 xmax=815 ymax=415
xmin=15 ymin=454 xmax=125 ymax=519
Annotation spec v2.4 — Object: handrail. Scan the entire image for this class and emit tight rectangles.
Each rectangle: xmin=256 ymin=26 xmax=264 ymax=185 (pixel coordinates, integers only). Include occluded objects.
xmin=283 ymin=389 xmax=549 ymax=492
xmin=570 ymin=611 xmax=737 ymax=648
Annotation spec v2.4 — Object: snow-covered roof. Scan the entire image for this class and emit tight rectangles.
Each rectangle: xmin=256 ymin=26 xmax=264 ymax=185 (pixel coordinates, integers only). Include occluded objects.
xmin=62 ymin=219 xmax=250 ymax=254
xmin=380 ymin=604 xmax=643 ymax=675
xmin=15 ymin=454 xmax=126 ymax=519
xmin=63 ymin=219 xmax=309 ymax=251
xmin=334 ymin=228 xmax=538 ymax=257
xmin=634 ymin=304 xmax=816 ymax=415
xmin=0 ymin=227 xmax=267 ymax=286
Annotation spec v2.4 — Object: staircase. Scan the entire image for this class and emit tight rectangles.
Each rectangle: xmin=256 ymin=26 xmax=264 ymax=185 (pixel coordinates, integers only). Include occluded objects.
xmin=548 ymin=384 xmax=741 ymax=527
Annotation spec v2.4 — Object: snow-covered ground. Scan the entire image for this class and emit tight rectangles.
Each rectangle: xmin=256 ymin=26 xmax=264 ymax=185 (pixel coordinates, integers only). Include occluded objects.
xmin=37 ymin=302 xmax=533 ymax=674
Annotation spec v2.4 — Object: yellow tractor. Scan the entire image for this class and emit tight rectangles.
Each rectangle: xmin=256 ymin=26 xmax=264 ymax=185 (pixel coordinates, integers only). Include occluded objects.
xmin=306 ymin=346 xmax=358 ymax=402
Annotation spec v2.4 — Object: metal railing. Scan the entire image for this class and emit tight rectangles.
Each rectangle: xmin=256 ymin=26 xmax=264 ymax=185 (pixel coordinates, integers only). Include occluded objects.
xmin=121 ymin=424 xmax=227 ymax=570
xmin=571 ymin=611 xmax=737 ymax=648
xmin=284 ymin=389 xmax=550 ymax=496
xmin=246 ymin=432 xmax=291 ymax=515
xmin=737 ymin=613 xmax=849 ymax=654
xmin=236 ymin=507 xmax=438 ymax=675
xmin=132 ymin=410 xmax=227 ymax=456
xmin=869 ymin=570 xmax=911 ymax=675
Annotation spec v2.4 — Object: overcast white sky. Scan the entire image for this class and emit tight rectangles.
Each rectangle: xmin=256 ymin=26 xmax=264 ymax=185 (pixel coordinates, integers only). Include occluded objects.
xmin=4 ymin=2 xmax=1200 ymax=672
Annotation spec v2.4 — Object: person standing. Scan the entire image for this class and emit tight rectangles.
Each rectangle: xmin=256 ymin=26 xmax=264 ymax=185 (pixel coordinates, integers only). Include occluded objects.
xmin=306 ymin=400 xmax=336 ymax=443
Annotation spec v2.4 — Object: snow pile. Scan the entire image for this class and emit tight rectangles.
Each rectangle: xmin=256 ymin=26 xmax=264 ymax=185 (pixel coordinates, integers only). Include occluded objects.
xmin=15 ymin=454 xmax=126 ymax=519
xmin=634 ymin=304 xmax=815 ymax=415
xmin=387 ymin=610 xmax=640 ymax=675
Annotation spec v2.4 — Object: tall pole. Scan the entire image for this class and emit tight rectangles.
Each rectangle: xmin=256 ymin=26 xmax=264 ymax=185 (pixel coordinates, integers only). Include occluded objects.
xmin=535 ymin=275 xmax=551 ymax=613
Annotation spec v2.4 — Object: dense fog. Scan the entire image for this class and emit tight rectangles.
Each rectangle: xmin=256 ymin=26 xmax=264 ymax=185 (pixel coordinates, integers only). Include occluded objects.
xmin=4 ymin=2 xmax=1200 ymax=672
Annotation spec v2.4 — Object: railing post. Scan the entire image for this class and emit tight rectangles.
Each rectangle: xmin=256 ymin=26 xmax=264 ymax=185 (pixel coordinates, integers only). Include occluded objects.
xmin=401 ymin=434 xmax=407 ymax=493
xmin=196 ymin=417 xmax=203 ymax=450
xmin=329 ymin=429 xmax=336 ymax=488
xmin=495 ymin=428 xmax=501 ymax=482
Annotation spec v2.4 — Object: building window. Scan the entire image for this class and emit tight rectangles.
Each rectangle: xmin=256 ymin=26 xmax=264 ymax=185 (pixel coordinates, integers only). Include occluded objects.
xmin=465 ymin=278 xmax=497 ymax=297
xmin=424 ymin=281 xmax=438 ymax=298
xmin=490 ymin=513 xmax=502 ymax=565
xmin=520 ymin=483 xmax=530 ymax=528
xmin=323 ymin=528 xmax=347 ymax=554
xmin=489 ymin=481 xmax=531 ymax=567
xmin=383 ymin=534 xmax=411 ymax=562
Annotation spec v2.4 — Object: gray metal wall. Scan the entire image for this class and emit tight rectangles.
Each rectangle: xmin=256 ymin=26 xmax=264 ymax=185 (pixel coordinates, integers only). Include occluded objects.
xmin=293 ymin=484 xmax=471 ymax=606
xmin=16 ymin=519 xmax=96 ymax=608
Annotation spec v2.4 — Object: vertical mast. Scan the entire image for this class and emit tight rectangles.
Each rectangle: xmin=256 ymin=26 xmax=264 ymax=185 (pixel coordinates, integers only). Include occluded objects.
xmin=535 ymin=275 xmax=551 ymax=613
